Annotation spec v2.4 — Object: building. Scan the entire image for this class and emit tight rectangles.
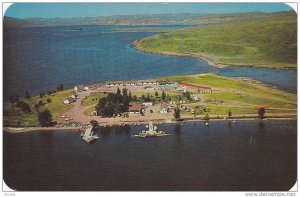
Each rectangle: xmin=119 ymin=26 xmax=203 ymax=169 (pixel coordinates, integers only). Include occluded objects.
xmin=71 ymin=94 xmax=78 ymax=99
xmin=129 ymin=102 xmax=142 ymax=114
xmin=160 ymin=102 xmax=170 ymax=113
xmin=179 ymin=81 xmax=212 ymax=94
xmin=63 ymin=97 xmax=76 ymax=104
xmin=142 ymin=102 xmax=153 ymax=107
xmin=74 ymin=85 xmax=85 ymax=91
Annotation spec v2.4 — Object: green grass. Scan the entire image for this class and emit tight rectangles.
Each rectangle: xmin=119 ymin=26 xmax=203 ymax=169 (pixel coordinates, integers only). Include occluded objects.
xmin=134 ymin=11 xmax=296 ymax=68
xmin=84 ymin=105 xmax=96 ymax=116
xmin=81 ymin=92 xmax=106 ymax=106
xmin=160 ymin=73 xmax=296 ymax=115
xmin=4 ymin=89 xmax=74 ymax=127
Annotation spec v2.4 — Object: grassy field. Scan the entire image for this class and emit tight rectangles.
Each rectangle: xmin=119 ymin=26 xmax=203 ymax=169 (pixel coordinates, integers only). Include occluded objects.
xmin=81 ymin=92 xmax=106 ymax=106
xmin=160 ymin=74 xmax=296 ymax=115
xmin=134 ymin=11 xmax=296 ymax=68
xmin=4 ymin=89 xmax=73 ymax=127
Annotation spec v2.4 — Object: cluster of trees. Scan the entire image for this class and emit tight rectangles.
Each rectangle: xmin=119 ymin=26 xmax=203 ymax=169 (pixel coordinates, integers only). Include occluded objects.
xmin=96 ymin=88 xmax=132 ymax=117
xmin=39 ymin=84 xmax=64 ymax=98
xmin=16 ymin=101 xmax=31 ymax=113
xmin=182 ymin=91 xmax=191 ymax=101
xmin=38 ymin=109 xmax=53 ymax=126
xmin=173 ymin=107 xmax=181 ymax=120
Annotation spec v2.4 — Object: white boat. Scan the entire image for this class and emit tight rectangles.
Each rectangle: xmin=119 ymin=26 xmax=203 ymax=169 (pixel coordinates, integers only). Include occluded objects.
xmin=82 ymin=127 xmax=99 ymax=144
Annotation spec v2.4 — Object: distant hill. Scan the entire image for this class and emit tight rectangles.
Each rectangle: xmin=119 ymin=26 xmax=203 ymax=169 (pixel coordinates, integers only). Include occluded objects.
xmin=3 ymin=12 xmax=284 ymax=28
xmin=133 ymin=11 xmax=297 ymax=68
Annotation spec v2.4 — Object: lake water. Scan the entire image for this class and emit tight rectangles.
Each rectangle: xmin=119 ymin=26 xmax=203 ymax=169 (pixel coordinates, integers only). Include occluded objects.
xmin=3 ymin=25 xmax=297 ymax=100
xmin=3 ymin=120 xmax=297 ymax=191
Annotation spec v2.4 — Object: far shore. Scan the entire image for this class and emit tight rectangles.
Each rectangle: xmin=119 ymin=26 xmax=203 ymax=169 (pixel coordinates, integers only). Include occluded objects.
xmin=132 ymin=41 xmax=296 ymax=69
xmin=4 ymin=115 xmax=297 ymax=134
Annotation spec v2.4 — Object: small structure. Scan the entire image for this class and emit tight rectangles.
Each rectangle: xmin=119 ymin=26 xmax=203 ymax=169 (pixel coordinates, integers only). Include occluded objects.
xmin=90 ymin=111 xmax=97 ymax=116
xmin=82 ymin=127 xmax=99 ymax=144
xmin=63 ymin=97 xmax=76 ymax=104
xmin=71 ymin=94 xmax=78 ymax=99
xmin=74 ymin=85 xmax=85 ymax=91
xmin=129 ymin=102 xmax=142 ymax=114
xmin=135 ymin=121 xmax=170 ymax=137
xmin=179 ymin=81 xmax=212 ymax=94
xmin=193 ymin=96 xmax=199 ymax=101
xmin=142 ymin=102 xmax=153 ymax=107
xmin=160 ymin=102 xmax=170 ymax=113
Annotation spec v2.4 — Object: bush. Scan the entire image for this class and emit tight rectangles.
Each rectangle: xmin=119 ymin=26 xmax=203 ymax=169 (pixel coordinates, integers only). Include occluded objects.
xmin=90 ymin=119 xmax=99 ymax=128
xmin=47 ymin=98 xmax=52 ymax=103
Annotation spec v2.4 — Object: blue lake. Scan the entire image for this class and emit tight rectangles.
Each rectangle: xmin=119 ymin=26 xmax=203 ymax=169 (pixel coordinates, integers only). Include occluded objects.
xmin=3 ymin=120 xmax=297 ymax=191
xmin=3 ymin=25 xmax=297 ymax=99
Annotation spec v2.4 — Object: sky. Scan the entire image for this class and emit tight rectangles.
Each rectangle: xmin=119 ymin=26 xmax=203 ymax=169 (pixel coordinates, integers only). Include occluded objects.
xmin=4 ymin=3 xmax=293 ymax=19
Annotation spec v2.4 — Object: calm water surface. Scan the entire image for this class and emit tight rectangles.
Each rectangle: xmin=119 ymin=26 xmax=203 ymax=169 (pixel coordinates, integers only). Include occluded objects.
xmin=3 ymin=25 xmax=297 ymax=99
xmin=3 ymin=120 xmax=297 ymax=191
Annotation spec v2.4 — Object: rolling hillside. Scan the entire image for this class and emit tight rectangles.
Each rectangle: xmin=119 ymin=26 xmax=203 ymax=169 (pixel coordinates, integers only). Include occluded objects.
xmin=134 ymin=11 xmax=297 ymax=68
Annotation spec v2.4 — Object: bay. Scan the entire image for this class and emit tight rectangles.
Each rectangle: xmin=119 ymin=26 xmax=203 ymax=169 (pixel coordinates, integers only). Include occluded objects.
xmin=3 ymin=25 xmax=297 ymax=100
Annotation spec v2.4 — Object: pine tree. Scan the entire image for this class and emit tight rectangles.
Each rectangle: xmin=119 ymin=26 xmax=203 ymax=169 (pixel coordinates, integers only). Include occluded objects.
xmin=25 ymin=89 xmax=31 ymax=99
xmin=161 ymin=91 xmax=166 ymax=101
xmin=38 ymin=109 xmax=53 ymax=126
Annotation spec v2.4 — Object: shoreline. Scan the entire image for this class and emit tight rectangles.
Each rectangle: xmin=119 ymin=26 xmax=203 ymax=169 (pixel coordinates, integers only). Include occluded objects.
xmin=132 ymin=41 xmax=297 ymax=70
xmin=4 ymin=115 xmax=297 ymax=134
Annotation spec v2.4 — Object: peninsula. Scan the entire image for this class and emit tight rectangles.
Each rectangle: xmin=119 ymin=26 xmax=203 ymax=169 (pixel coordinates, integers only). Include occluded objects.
xmin=133 ymin=11 xmax=296 ymax=68
xmin=4 ymin=74 xmax=297 ymax=130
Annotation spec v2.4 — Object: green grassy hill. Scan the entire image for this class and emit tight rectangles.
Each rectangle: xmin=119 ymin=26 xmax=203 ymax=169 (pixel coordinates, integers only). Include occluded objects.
xmin=134 ymin=11 xmax=297 ymax=68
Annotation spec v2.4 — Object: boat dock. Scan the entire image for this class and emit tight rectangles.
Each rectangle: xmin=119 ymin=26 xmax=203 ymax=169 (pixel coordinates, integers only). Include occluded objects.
xmin=82 ymin=127 xmax=99 ymax=143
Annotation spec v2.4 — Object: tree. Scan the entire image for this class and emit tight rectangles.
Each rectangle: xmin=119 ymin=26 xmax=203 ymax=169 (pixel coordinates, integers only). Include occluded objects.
xmin=14 ymin=94 xmax=19 ymax=103
xmin=183 ymin=91 xmax=191 ymax=101
xmin=155 ymin=91 xmax=159 ymax=97
xmin=90 ymin=119 xmax=99 ymax=128
xmin=16 ymin=101 xmax=31 ymax=113
xmin=34 ymin=103 xmax=39 ymax=109
xmin=133 ymin=95 xmax=137 ymax=102
xmin=25 ymin=89 xmax=31 ymax=99
xmin=47 ymin=90 xmax=52 ymax=95
xmin=9 ymin=95 xmax=15 ymax=104
xmin=228 ymin=109 xmax=232 ymax=119
xmin=258 ymin=107 xmax=265 ymax=119
xmin=39 ymin=92 xmax=44 ymax=98
xmin=38 ymin=100 xmax=45 ymax=106
xmin=128 ymin=91 xmax=133 ymax=102
xmin=117 ymin=88 xmax=121 ymax=95
xmin=38 ymin=109 xmax=53 ymax=126
xmin=122 ymin=88 xmax=128 ymax=97
xmin=57 ymin=84 xmax=64 ymax=91
xmin=47 ymin=98 xmax=52 ymax=103
xmin=161 ymin=91 xmax=166 ymax=101
xmin=173 ymin=107 xmax=181 ymax=120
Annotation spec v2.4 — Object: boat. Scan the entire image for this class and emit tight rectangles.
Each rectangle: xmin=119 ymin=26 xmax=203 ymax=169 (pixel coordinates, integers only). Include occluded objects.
xmin=135 ymin=121 xmax=170 ymax=137
xmin=82 ymin=127 xmax=99 ymax=144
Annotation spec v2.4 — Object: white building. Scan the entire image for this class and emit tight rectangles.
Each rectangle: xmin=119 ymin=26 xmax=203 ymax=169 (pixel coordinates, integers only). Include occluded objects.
xmin=142 ymin=102 xmax=153 ymax=107
xmin=64 ymin=97 xmax=75 ymax=104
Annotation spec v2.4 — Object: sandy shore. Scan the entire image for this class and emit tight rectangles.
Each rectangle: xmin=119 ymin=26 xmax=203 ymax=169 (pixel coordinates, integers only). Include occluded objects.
xmin=4 ymin=115 xmax=296 ymax=134
xmin=3 ymin=126 xmax=83 ymax=133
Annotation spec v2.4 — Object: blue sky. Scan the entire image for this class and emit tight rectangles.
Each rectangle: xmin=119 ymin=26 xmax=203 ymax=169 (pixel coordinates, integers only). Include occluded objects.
xmin=5 ymin=3 xmax=293 ymax=19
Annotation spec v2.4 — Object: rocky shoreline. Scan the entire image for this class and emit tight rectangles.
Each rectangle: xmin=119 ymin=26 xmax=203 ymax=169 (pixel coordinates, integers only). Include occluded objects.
xmin=4 ymin=114 xmax=297 ymax=133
